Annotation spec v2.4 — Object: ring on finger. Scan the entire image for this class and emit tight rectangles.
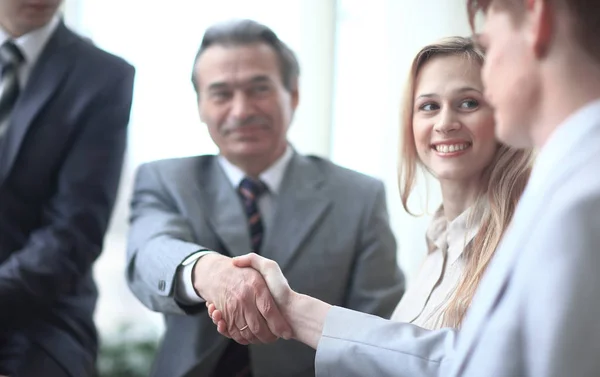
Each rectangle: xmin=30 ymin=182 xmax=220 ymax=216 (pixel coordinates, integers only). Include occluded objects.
xmin=239 ymin=325 xmax=249 ymax=331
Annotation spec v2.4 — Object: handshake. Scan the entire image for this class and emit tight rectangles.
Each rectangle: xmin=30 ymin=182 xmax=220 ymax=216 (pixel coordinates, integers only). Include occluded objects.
xmin=195 ymin=253 xmax=303 ymax=345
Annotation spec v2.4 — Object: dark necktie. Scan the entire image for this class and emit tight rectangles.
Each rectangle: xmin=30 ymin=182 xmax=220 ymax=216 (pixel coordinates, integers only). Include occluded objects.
xmin=213 ymin=178 xmax=266 ymax=377
xmin=0 ymin=40 xmax=24 ymax=137
xmin=238 ymin=177 xmax=266 ymax=253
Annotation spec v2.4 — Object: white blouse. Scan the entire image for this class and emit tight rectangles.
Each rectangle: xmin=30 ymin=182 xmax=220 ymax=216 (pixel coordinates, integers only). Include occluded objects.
xmin=391 ymin=206 xmax=479 ymax=329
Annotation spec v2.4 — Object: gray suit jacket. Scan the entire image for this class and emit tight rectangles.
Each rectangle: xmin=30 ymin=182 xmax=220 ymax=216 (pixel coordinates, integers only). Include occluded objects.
xmin=315 ymin=104 xmax=600 ymax=377
xmin=126 ymin=152 xmax=405 ymax=377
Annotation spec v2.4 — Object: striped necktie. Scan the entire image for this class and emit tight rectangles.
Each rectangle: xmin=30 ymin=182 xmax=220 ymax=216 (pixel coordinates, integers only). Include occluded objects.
xmin=238 ymin=177 xmax=266 ymax=253
xmin=0 ymin=40 xmax=24 ymax=137
xmin=212 ymin=178 xmax=267 ymax=377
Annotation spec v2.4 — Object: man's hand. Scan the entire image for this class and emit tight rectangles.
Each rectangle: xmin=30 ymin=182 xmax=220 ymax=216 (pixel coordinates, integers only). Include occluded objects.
xmin=206 ymin=253 xmax=295 ymax=340
xmin=193 ymin=253 xmax=292 ymax=344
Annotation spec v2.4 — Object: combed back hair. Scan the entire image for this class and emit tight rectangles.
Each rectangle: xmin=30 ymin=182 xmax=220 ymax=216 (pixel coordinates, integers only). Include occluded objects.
xmin=467 ymin=0 xmax=600 ymax=63
xmin=398 ymin=36 xmax=535 ymax=327
xmin=190 ymin=19 xmax=300 ymax=94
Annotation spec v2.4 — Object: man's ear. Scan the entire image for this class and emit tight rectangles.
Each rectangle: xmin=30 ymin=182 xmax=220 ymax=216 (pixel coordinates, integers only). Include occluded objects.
xmin=526 ymin=0 xmax=555 ymax=58
xmin=290 ymin=78 xmax=300 ymax=110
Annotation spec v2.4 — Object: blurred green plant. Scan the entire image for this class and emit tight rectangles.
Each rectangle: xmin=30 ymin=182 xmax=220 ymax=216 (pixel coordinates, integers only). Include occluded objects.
xmin=97 ymin=323 xmax=160 ymax=377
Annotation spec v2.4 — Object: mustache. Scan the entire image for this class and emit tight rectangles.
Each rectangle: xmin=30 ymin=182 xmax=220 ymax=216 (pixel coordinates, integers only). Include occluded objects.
xmin=221 ymin=116 xmax=270 ymax=133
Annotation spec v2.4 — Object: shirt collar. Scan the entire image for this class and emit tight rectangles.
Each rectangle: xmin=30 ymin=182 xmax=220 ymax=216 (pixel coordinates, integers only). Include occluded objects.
xmin=427 ymin=204 xmax=480 ymax=265
xmin=218 ymin=145 xmax=294 ymax=194
xmin=528 ymin=99 xmax=600 ymax=195
xmin=0 ymin=16 xmax=60 ymax=68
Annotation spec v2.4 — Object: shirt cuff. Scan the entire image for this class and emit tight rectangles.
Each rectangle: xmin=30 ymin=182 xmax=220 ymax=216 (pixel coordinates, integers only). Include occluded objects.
xmin=175 ymin=250 xmax=218 ymax=304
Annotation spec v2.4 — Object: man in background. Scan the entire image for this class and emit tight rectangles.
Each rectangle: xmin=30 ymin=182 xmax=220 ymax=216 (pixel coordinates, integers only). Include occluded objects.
xmin=126 ymin=19 xmax=404 ymax=377
xmin=0 ymin=0 xmax=135 ymax=376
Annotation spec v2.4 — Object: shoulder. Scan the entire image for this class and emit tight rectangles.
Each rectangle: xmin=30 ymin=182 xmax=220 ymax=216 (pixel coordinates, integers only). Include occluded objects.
xmin=300 ymin=154 xmax=385 ymax=194
xmin=61 ymin=25 xmax=134 ymax=79
xmin=525 ymin=154 xmax=600 ymax=263
xmin=135 ymin=155 xmax=217 ymax=183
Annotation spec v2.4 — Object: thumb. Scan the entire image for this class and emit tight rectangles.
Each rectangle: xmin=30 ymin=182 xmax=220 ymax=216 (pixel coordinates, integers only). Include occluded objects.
xmin=232 ymin=252 xmax=261 ymax=269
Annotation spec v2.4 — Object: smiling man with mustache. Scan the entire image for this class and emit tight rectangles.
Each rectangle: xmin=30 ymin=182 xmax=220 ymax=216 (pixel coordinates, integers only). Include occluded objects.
xmin=125 ymin=19 xmax=405 ymax=377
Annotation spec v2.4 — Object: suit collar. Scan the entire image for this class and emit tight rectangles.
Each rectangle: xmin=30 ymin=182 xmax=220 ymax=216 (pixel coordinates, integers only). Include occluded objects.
xmin=0 ymin=16 xmax=60 ymax=74
xmin=217 ymin=145 xmax=294 ymax=194
xmin=528 ymin=99 xmax=600 ymax=195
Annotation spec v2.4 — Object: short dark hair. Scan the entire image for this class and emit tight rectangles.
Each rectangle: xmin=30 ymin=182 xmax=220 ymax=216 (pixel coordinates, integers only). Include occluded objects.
xmin=191 ymin=19 xmax=300 ymax=94
xmin=467 ymin=0 xmax=600 ymax=63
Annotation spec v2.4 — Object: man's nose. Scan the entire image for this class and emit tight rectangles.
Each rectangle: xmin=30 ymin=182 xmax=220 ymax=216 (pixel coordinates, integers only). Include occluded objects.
xmin=230 ymin=92 xmax=253 ymax=120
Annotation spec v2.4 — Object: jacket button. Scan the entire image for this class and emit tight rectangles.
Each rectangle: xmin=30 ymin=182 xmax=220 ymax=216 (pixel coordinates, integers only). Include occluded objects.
xmin=158 ymin=280 xmax=166 ymax=291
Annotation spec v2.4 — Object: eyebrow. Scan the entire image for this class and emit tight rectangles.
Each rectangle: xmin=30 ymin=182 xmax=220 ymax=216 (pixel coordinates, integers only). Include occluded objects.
xmin=207 ymin=75 xmax=273 ymax=92
xmin=416 ymin=86 xmax=483 ymax=99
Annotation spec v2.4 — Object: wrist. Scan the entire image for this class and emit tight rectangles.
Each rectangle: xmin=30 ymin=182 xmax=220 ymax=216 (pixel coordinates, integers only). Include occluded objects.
xmin=284 ymin=292 xmax=331 ymax=349
xmin=192 ymin=253 xmax=228 ymax=300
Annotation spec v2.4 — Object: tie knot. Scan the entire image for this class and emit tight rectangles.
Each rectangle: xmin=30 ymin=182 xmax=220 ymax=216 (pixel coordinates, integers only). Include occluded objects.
xmin=0 ymin=41 xmax=24 ymax=68
xmin=239 ymin=177 xmax=266 ymax=200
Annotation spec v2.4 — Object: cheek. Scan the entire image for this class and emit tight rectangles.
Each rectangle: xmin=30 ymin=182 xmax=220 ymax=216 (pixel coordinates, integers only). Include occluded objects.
xmin=412 ymin=122 xmax=432 ymax=161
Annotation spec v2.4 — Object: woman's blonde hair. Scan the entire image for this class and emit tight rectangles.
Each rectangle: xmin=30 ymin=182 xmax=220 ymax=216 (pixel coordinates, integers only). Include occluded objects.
xmin=398 ymin=36 xmax=534 ymax=327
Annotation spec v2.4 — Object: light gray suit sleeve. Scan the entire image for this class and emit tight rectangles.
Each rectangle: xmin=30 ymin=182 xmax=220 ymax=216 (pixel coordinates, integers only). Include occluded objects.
xmin=126 ymin=162 xmax=208 ymax=314
xmin=344 ymin=181 xmax=405 ymax=317
xmin=316 ymin=306 xmax=455 ymax=377
xmin=522 ymin=191 xmax=600 ymax=377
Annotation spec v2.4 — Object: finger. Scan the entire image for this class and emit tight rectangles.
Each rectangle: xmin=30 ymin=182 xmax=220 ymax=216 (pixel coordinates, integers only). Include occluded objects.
xmin=225 ymin=305 xmax=254 ymax=345
xmin=256 ymin=290 xmax=293 ymax=340
xmin=231 ymin=252 xmax=258 ymax=268
xmin=217 ymin=320 xmax=229 ymax=336
xmin=208 ymin=303 xmax=216 ymax=317
xmin=212 ymin=309 xmax=223 ymax=323
xmin=243 ymin=306 xmax=278 ymax=343
xmin=236 ymin=311 xmax=259 ymax=344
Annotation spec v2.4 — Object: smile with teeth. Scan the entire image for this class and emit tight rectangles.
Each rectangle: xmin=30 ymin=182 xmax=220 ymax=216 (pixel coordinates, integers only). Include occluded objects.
xmin=433 ymin=143 xmax=471 ymax=153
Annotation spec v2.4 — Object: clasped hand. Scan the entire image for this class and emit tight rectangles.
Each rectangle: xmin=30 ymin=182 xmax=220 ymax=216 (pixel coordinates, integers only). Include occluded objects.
xmin=204 ymin=253 xmax=293 ymax=344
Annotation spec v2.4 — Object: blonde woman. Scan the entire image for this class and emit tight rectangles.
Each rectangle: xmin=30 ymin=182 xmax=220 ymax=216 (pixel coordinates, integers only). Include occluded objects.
xmin=390 ymin=36 xmax=533 ymax=329
xmin=207 ymin=37 xmax=533 ymax=339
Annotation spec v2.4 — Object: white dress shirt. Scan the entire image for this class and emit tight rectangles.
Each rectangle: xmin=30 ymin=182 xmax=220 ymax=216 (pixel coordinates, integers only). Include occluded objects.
xmin=391 ymin=206 xmax=479 ymax=329
xmin=0 ymin=16 xmax=59 ymax=89
xmin=176 ymin=146 xmax=294 ymax=304
xmin=0 ymin=16 xmax=59 ymax=133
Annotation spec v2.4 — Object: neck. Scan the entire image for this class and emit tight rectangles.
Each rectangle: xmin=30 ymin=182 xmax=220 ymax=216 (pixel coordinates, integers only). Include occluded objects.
xmin=439 ymin=177 xmax=482 ymax=221
xmin=229 ymin=144 xmax=287 ymax=178
xmin=0 ymin=19 xmax=27 ymax=38
xmin=532 ymin=49 xmax=600 ymax=149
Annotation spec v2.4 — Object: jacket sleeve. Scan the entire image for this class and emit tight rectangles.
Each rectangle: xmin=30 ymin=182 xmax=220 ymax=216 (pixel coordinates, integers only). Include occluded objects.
xmin=316 ymin=306 xmax=456 ymax=377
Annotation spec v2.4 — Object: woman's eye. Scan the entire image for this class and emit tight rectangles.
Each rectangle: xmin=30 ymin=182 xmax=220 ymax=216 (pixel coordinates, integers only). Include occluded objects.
xmin=419 ymin=103 xmax=439 ymax=111
xmin=460 ymin=99 xmax=479 ymax=109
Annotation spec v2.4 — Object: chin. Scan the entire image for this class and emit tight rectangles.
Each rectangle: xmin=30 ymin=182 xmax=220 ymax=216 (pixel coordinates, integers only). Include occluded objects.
xmin=494 ymin=109 xmax=536 ymax=149
xmin=433 ymin=167 xmax=481 ymax=183
xmin=495 ymin=124 xmax=530 ymax=149
xmin=232 ymin=141 xmax=271 ymax=156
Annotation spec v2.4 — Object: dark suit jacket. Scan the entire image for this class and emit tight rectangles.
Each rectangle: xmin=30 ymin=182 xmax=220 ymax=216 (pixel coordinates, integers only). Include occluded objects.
xmin=0 ymin=21 xmax=134 ymax=376
xmin=127 ymin=153 xmax=405 ymax=377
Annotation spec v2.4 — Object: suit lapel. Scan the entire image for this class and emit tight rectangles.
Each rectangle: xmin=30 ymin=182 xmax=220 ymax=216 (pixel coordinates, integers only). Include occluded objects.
xmin=452 ymin=191 xmax=539 ymax=375
xmin=261 ymin=154 xmax=331 ymax=271
xmin=0 ymin=21 xmax=76 ymax=183
xmin=196 ymin=158 xmax=252 ymax=257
